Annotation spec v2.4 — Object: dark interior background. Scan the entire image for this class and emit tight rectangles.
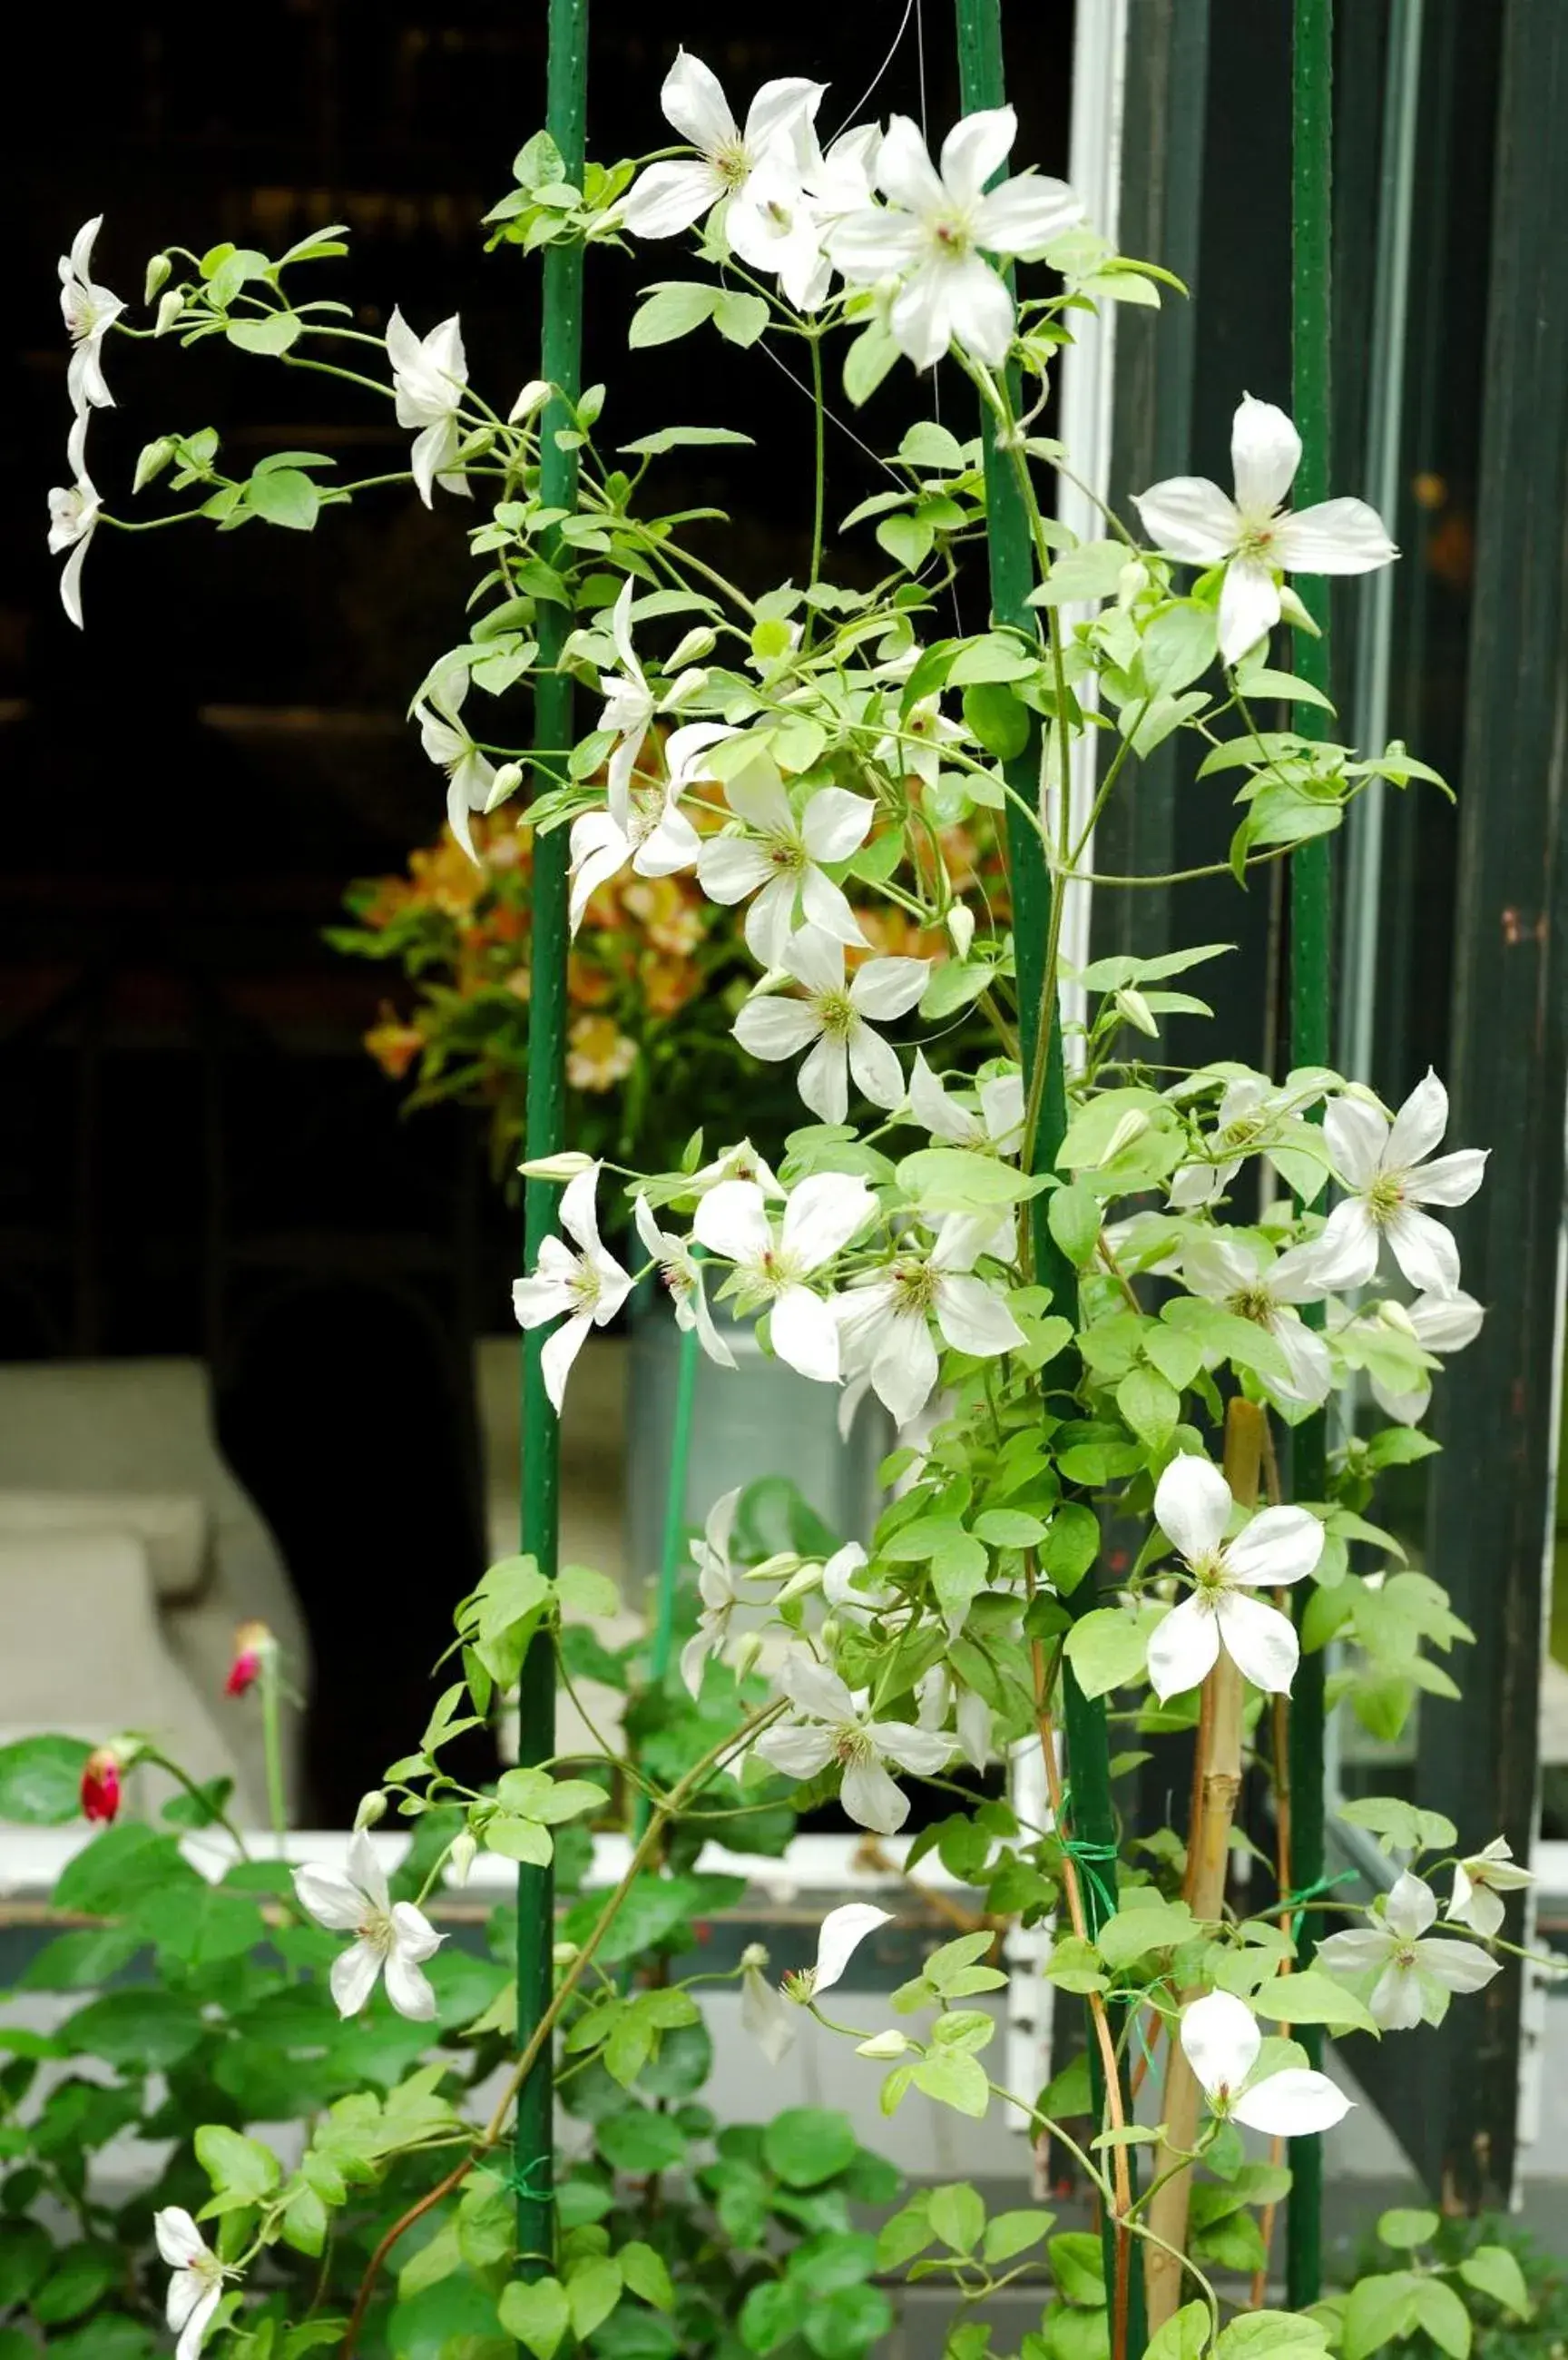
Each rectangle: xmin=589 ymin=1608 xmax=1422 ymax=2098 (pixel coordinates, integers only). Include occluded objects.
xmin=4 ymin=1 xmax=1074 ymax=1819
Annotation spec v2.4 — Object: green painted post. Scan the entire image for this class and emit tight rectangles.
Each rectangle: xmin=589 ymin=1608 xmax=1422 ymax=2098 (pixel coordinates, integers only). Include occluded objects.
xmin=515 ymin=0 xmax=590 ymax=2273
xmin=1287 ymin=0 xmax=1332 ymax=2310
xmin=953 ymin=7 xmax=1140 ymax=2344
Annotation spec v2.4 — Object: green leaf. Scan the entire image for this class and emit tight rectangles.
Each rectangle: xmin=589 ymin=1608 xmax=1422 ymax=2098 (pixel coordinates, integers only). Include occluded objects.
xmin=790 ymin=2230 xmax=880 ymax=2296
xmin=499 ymin=2276 xmax=572 ymax=2360
xmin=963 ymin=683 xmax=1030 ymax=761
xmin=1409 ymin=2278 xmax=1472 ymax=2360
xmin=897 ymin=1146 xmax=1047 ymax=1211
xmin=1049 ymin=2230 xmax=1107 ymax=2307
xmin=1047 ymin=1183 xmax=1102 ymax=1269
xmin=227 ymin=312 xmax=301 ymax=355
xmin=568 ymin=2257 xmax=624 ymax=2340
xmin=1043 ymin=1504 xmax=1102 ymax=1593
xmin=877 ymin=512 xmax=935 ymax=573
xmin=713 ymin=291 xmax=770 ymax=347
xmin=843 ymin=324 xmax=899 ymax=407
xmin=1342 ymin=2270 xmax=1421 ymax=2360
xmin=1032 ymin=540 xmax=1129 ymax=606
xmin=619 ymin=2241 xmax=675 ymax=2312
xmin=30 ymin=2245 xmax=119 ymax=2326
xmin=926 ymin=2180 xmax=985 ymax=2252
xmin=899 ymin=420 xmax=967 ymax=470
xmin=0 ymin=2221 xmax=54 ymax=2306
xmin=1095 ymin=1898 xmax=1196 ymax=1968
xmin=801 ymin=2284 xmax=892 ymax=2359
xmin=1458 ymin=2245 xmax=1532 ymax=2318
xmin=281 ymin=2183 xmax=328 ymax=2259
xmin=195 ymin=2124 xmax=281 ymax=2203
xmin=983 ymin=2209 xmax=1054 ymax=2264
xmin=618 ymin=426 xmax=754 ymax=457
xmin=1252 ymin=1970 xmax=1379 ymax=2037
xmin=1216 ymin=2314 xmax=1328 ymax=2360
xmin=248 ymin=467 xmax=320 ymax=530
xmin=762 ymin=2106 xmax=858 ymax=2188
xmin=1376 ymin=2208 xmax=1439 ymax=2250
xmin=65 ymin=1988 xmax=206 ymax=2070
xmin=1063 ymin=1606 xmax=1155 ymax=1699
xmin=1144 ymin=2302 xmax=1211 ymax=2360
xmin=909 ymin=2050 xmax=989 ymax=2119
xmin=596 ymin=2107 xmax=686 ymax=2174
xmin=973 ymin=1508 xmax=1049 ymax=1548
xmin=628 ymin=284 xmax=720 ymax=348
xmin=0 ymin=1734 xmax=91 ymax=1823
xmin=740 ymin=2279 xmax=805 ymax=2355
xmin=1117 ymin=1363 xmax=1180 ymax=1451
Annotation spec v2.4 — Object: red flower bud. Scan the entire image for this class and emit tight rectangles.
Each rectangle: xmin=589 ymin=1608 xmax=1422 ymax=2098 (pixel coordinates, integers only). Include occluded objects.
xmin=81 ymin=1747 xmax=122 ymax=1824
xmin=226 ymin=1619 xmax=275 ymax=1700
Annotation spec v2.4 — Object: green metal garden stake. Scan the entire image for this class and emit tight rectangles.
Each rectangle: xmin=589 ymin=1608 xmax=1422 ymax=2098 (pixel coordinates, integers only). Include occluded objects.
xmin=953 ymin=5 xmax=1141 ymax=2344
xmin=515 ymin=0 xmax=590 ymax=2274
xmin=1287 ymin=0 xmax=1333 ymax=2311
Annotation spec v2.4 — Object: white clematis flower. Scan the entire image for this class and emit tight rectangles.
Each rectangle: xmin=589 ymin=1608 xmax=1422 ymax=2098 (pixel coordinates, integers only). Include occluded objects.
xmin=416 ymin=658 xmax=499 ymax=863
xmin=1447 ymin=1837 xmax=1533 ymax=1941
xmin=1365 ymin=1289 xmax=1485 ymax=1425
xmin=837 ymin=1217 xmax=1025 ymax=1426
xmin=876 ymin=693 xmax=968 ymax=789
xmin=1317 ymin=1870 xmax=1502 ymax=2030
xmin=828 ymin=108 xmax=1082 ymax=369
xmin=154 ymin=2209 xmax=232 ymax=2360
xmin=567 ymin=781 xmax=701 ymax=932
xmin=1308 ymin=1071 xmax=1487 ymax=1297
xmin=918 ymin=1662 xmax=995 ymax=1773
xmin=680 ymin=1487 xmax=754 ymax=1695
xmin=734 ymin=930 xmax=928 ymax=1125
xmin=1167 ymin=1073 xmax=1304 ymax=1210
xmin=618 ymin=51 xmax=823 ymax=245
xmin=698 ymin=760 xmax=875 ymax=967
xmin=595 ymin=580 xmax=721 ymax=817
xmin=634 ymin=1195 xmax=734 ymax=1372
xmin=387 ymin=308 xmax=471 ymax=506
xmin=688 ymin=1137 xmax=788 ymax=1199
xmin=907 ymin=1049 xmax=1024 ymax=1157
xmin=732 ymin=123 xmax=884 ymax=312
xmin=292 ymin=1832 xmax=444 ymax=2021
xmin=1179 ymin=1990 xmax=1352 ymax=2138
xmin=740 ymin=1903 xmax=894 ymax=2062
xmin=46 ymin=467 xmax=101 ymax=630
xmin=512 ymin=1164 xmax=633 ymax=1411
xmin=1180 ymin=1233 xmax=1333 ymax=1411
xmin=693 ymin=1173 xmax=874 ymax=1383
xmin=1147 ymin=1454 xmax=1324 ymax=1701
xmin=58 ymin=217 xmax=124 ymax=416
xmin=757 ymin=1650 xmax=950 ymax=1833
xmin=1132 ymin=395 xmax=1397 ymax=665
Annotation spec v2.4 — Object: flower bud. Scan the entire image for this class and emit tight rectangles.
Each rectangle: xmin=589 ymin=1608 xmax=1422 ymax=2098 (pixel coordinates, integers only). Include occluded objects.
xmin=1113 ymin=988 xmax=1159 ymax=1038
xmin=354 ymin=1790 xmax=388 ymax=1832
xmin=775 ymin=1561 xmax=824 ymax=1604
xmin=81 ymin=1745 xmax=124 ymax=1824
xmin=485 ymin=761 xmax=524 ymax=813
xmin=552 ymin=1940 xmax=580 ymax=1970
xmin=132 ymin=438 xmax=176 ymax=496
xmin=855 ymin=2028 xmax=910 ymax=2060
xmin=153 ymin=290 xmax=184 ymax=338
xmin=1100 ymin=1108 xmax=1151 ymax=1163
xmin=731 ymin=1632 xmax=766 ymax=1678
xmin=225 ymin=1618 xmax=276 ymax=1698
xmin=509 ymin=379 xmax=550 ymax=424
xmin=818 ymin=1615 xmax=841 ymax=1653
xmin=946 ymin=902 xmax=975 ymax=959
xmin=449 ymin=1830 xmax=478 ymax=1886
xmin=740 ymin=1942 xmax=770 ymax=1973
xmin=668 ymin=626 xmax=717 ymax=669
xmin=1116 ymin=557 xmax=1151 ymax=606
xmin=516 ymin=1149 xmax=595 ymax=1181
xmin=144 ymin=253 xmax=172 ymax=305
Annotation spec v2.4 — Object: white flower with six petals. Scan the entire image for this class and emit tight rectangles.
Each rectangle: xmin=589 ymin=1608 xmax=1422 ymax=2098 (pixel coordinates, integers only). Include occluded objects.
xmin=1147 ymin=1453 xmax=1324 ymax=1701
xmin=1132 ymin=395 xmax=1396 ymax=666
xmin=1308 ymin=1070 xmax=1487 ymax=1297
xmin=617 ymin=51 xmax=823 ymax=247
xmin=292 ymin=1831 xmax=444 ymax=2020
xmin=756 ymin=1650 xmax=950 ymax=1834
xmin=837 ymin=1217 xmax=1025 ymax=1427
xmin=698 ymin=760 xmax=875 ymax=967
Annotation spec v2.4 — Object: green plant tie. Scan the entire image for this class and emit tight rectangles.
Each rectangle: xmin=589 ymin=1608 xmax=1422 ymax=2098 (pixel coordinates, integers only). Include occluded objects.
xmin=1279 ymin=1867 xmax=1357 ymax=1945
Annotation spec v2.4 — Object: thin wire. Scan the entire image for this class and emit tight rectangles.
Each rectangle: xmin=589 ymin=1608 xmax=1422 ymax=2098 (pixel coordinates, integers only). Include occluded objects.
xmin=747 ymin=325 xmax=904 ymax=483
xmin=831 ymin=0 xmax=918 ymax=138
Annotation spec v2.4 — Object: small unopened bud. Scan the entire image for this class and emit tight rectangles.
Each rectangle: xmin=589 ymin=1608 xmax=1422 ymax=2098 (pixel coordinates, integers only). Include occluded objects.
xmin=449 ymin=1831 xmax=478 ymax=1886
xmin=81 ymin=1745 xmax=125 ymax=1824
xmin=818 ymin=1615 xmax=842 ymax=1653
xmin=775 ymin=1561 xmax=824 ymax=1604
xmin=509 ymin=379 xmax=550 ymax=424
xmin=354 ymin=1790 xmax=388 ymax=1832
xmin=1113 ymin=988 xmax=1159 ymax=1038
xmin=667 ymin=626 xmax=717 ymax=669
xmin=225 ymin=1618 xmax=276 ymax=1699
xmin=144 ymin=253 xmax=172 ymax=305
xmin=153 ymin=290 xmax=184 ymax=338
xmin=731 ymin=1632 xmax=765 ymax=1678
xmin=552 ymin=1940 xmax=580 ymax=1970
xmin=1378 ymin=1299 xmax=1418 ymax=1339
xmin=1101 ymin=1109 xmax=1151 ymax=1163
xmin=516 ymin=1149 xmax=595 ymax=1181
xmin=133 ymin=438 xmax=176 ymax=495
xmin=946 ymin=902 xmax=975 ymax=959
xmin=1116 ymin=557 xmax=1151 ymax=606
xmin=856 ymin=2028 xmax=910 ymax=2060
xmin=662 ymin=664 xmax=710 ymax=706
xmin=484 ymin=761 xmax=524 ymax=813
xmin=740 ymin=1942 xmax=770 ymax=1973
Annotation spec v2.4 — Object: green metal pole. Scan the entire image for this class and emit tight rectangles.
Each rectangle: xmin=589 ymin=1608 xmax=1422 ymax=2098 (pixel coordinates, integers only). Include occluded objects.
xmin=1287 ymin=0 xmax=1332 ymax=2311
xmin=953 ymin=9 xmax=1140 ymax=2345
xmin=515 ymin=0 xmax=589 ymax=2274
xmin=631 ymin=1312 xmax=702 ymax=1841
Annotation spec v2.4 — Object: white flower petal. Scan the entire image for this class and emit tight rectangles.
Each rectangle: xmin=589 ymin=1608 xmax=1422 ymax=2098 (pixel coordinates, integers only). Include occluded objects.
xmin=1383 ymin=1205 xmax=1462 ymax=1296
xmin=813 ymin=1903 xmax=895 ymax=1994
xmin=890 ymin=259 xmax=960 ymax=372
xmin=292 ymin=1863 xmax=367 ymax=1932
xmin=840 ymin=1755 xmax=910 ymax=1835
xmin=781 ymin=1652 xmax=858 ymax=1721
xmin=1385 ymin=1871 xmax=1438 ymax=1940
xmin=391 ymin=1900 xmax=443 ymax=1964
xmin=945 ymin=251 xmax=1015 ymax=366
xmin=756 ymin=1724 xmax=837 ymax=1779
xmin=1146 ymin=1594 xmax=1220 ymax=1701
xmin=693 ymin=1179 xmax=772 ymax=1266
xmin=698 ymin=836 xmax=774 ymax=905
xmin=1230 ymin=396 xmax=1302 ymax=517
xmin=1416 ymin=1937 xmax=1502 ymax=1997
xmin=1402 ymin=1148 xmax=1487 ymax=1209
xmin=847 ymin=1020 xmax=905 ymax=1113
xmin=935 ymin=1273 xmax=1024 ymax=1358
xmin=1132 ymin=476 xmax=1240 ymax=566
xmin=383 ymin=1947 xmax=439 ymax=2021
xmin=741 ymin=1965 xmax=798 ymax=2064
xmin=1232 ymin=2066 xmax=1353 ymax=2138
xmin=869 ymin=1304 xmax=939 ymax=1426
xmin=1276 ymin=497 xmax=1396 ymax=575
xmin=872 ymin=1721 xmax=953 ymax=1776
xmin=799 ymin=865 xmax=869 ymax=949
xmin=175 ymin=2283 xmax=223 ymax=2360
xmin=742 ymin=74 xmax=823 ymax=155
xmin=746 ymin=875 xmax=804 ymax=969
xmin=1222 ymin=1505 xmax=1324 ymax=1588
xmin=155 ymin=2210 xmax=208 ymax=2272
xmin=800 ymin=786 xmax=875 ymax=862
xmin=1369 ymin=1958 xmax=1426 ymax=2031
xmin=828 ymin=207 xmax=927 ymax=281
xmin=851 ymin=955 xmax=930 ymax=1021
xmin=733 ymin=995 xmax=825 ymax=1063
xmin=771 ymin=1283 xmax=842 ymax=1382
xmin=1306 ymin=1197 xmax=1381 ymax=1289
xmin=167 ymin=2270 xmax=206 ymax=2335
xmin=1154 ymin=1454 xmax=1233 ymax=1566
xmin=1179 ymin=1988 xmax=1260 ymax=2099
xmin=1316 ymin=1926 xmax=1395 ymax=1977
xmin=329 ymin=1937 xmax=384 ymax=2018
xmin=875 ymin=113 xmax=948 ymax=214
xmin=974 ymin=174 xmax=1083 ymax=254
xmin=540 ymin=1310 xmax=594 ymax=1413
xmin=797 ymin=1032 xmax=850 ymax=1124
xmin=1325 ymin=1094 xmax=1390 ymax=1187
xmin=662 ymin=50 xmax=738 ymax=153
xmin=619 ymin=159 xmax=724 ymax=238
xmin=1218 ymin=556 xmax=1281 ymax=667
xmin=1214 ymin=1588 xmax=1299 ymax=1696
xmin=938 ymin=105 xmax=1017 ymax=205
xmin=1386 ymin=1068 xmax=1448 ymax=1165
